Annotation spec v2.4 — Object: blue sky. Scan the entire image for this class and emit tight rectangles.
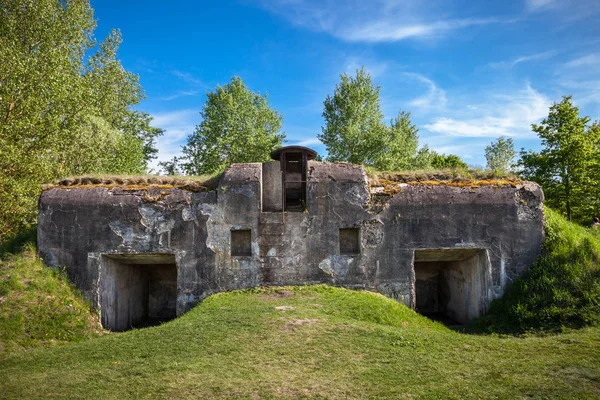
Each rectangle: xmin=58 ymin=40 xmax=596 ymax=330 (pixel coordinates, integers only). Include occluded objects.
xmin=91 ymin=0 xmax=600 ymax=171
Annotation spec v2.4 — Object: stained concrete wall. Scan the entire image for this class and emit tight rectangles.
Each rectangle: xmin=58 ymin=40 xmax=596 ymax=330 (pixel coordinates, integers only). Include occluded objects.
xmin=262 ymin=161 xmax=282 ymax=212
xmin=38 ymin=161 xmax=545 ymax=326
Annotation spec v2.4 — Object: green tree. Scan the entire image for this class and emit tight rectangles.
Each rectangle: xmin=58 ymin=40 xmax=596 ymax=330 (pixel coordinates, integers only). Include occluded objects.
xmin=430 ymin=153 xmax=468 ymax=169
xmin=179 ymin=76 xmax=285 ymax=175
xmin=519 ymin=96 xmax=600 ymax=222
xmin=374 ymin=110 xmax=419 ymax=170
xmin=0 ymin=0 xmax=161 ymax=240
xmin=485 ymin=136 xmax=516 ymax=173
xmin=320 ymin=67 xmax=439 ymax=171
xmin=320 ymin=67 xmax=388 ymax=166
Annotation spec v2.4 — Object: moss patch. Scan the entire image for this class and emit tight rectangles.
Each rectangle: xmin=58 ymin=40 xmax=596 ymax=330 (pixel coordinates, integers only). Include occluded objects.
xmin=368 ymin=169 xmax=522 ymax=196
xmin=43 ymin=174 xmax=221 ymax=193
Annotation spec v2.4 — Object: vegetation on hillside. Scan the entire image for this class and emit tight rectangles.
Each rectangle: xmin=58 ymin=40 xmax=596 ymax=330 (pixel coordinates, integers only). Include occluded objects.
xmin=0 ymin=244 xmax=103 ymax=353
xmin=1 ymin=285 xmax=599 ymax=398
xmin=475 ymin=208 xmax=600 ymax=334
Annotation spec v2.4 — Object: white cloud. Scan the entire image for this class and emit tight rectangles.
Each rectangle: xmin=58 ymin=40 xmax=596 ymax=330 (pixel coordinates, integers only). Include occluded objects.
xmin=171 ymin=70 xmax=209 ymax=88
xmin=253 ymin=0 xmax=507 ymax=43
xmin=525 ymin=0 xmax=600 ymax=19
xmin=488 ymin=50 xmax=557 ymax=68
xmin=563 ymin=54 xmax=600 ymax=69
xmin=343 ymin=58 xmax=389 ymax=78
xmin=342 ymin=18 xmax=502 ymax=43
xmin=525 ymin=0 xmax=560 ymax=11
xmin=424 ymin=84 xmax=550 ymax=138
xmin=403 ymin=73 xmax=447 ymax=111
xmin=149 ymin=109 xmax=200 ymax=172
xmin=289 ymin=137 xmax=322 ymax=147
xmin=160 ymin=90 xmax=201 ymax=101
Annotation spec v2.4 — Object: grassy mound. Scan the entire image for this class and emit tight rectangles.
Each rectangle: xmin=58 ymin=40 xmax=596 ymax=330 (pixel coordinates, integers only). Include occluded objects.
xmin=0 ymin=244 xmax=103 ymax=353
xmin=2 ymin=285 xmax=599 ymax=398
xmin=476 ymin=208 xmax=600 ymax=334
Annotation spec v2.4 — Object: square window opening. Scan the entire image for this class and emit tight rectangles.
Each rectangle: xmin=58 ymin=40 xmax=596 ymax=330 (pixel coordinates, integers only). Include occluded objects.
xmin=339 ymin=228 xmax=360 ymax=255
xmin=231 ymin=229 xmax=252 ymax=256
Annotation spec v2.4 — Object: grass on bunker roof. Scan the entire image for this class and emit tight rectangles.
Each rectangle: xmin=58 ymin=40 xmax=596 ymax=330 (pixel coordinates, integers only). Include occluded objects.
xmin=367 ymin=167 xmax=522 ymax=189
xmin=1 ymin=285 xmax=600 ymax=399
xmin=43 ymin=173 xmax=221 ymax=192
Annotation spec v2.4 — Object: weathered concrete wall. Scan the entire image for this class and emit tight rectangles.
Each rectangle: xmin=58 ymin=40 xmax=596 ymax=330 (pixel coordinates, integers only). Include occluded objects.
xmin=38 ymin=161 xmax=544 ymax=327
xmin=262 ymin=161 xmax=282 ymax=212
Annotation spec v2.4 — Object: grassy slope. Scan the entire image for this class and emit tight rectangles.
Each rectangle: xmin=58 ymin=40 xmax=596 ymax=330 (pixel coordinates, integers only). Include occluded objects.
xmin=0 ymin=245 xmax=103 ymax=353
xmin=1 ymin=211 xmax=599 ymax=398
xmin=1 ymin=285 xmax=599 ymax=399
xmin=476 ymin=209 xmax=600 ymax=333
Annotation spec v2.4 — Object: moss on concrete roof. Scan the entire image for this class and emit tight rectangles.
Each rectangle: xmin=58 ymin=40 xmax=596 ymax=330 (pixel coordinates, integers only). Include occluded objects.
xmin=43 ymin=174 xmax=220 ymax=193
xmin=368 ymin=169 xmax=522 ymax=195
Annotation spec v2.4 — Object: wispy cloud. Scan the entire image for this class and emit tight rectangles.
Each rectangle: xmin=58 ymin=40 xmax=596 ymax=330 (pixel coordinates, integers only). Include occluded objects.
xmin=525 ymin=0 xmax=560 ymax=12
xmin=160 ymin=90 xmax=201 ymax=101
xmin=403 ymin=73 xmax=447 ymax=111
xmin=424 ymin=84 xmax=550 ymax=138
xmin=342 ymin=18 xmax=505 ymax=43
xmin=252 ymin=0 xmax=509 ymax=43
xmin=343 ymin=58 xmax=389 ymax=78
xmin=149 ymin=109 xmax=200 ymax=172
xmin=289 ymin=137 xmax=322 ymax=147
xmin=563 ymin=54 xmax=600 ymax=69
xmin=525 ymin=0 xmax=600 ymax=20
xmin=171 ymin=70 xmax=209 ymax=88
xmin=488 ymin=50 xmax=557 ymax=68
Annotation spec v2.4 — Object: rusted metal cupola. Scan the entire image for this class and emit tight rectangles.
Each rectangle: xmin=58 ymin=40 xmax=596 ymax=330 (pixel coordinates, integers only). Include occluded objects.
xmin=270 ymin=146 xmax=317 ymax=212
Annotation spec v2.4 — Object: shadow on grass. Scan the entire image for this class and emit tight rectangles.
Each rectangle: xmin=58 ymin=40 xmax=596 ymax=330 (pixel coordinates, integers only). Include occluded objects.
xmin=0 ymin=225 xmax=37 ymax=258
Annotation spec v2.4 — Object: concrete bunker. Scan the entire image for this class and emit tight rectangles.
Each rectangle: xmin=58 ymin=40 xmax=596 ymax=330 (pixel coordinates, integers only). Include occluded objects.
xmin=99 ymin=253 xmax=177 ymax=331
xmin=37 ymin=148 xmax=545 ymax=323
xmin=412 ymin=248 xmax=492 ymax=325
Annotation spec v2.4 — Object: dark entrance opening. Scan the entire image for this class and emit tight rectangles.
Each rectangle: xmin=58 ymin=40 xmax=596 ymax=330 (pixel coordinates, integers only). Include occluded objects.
xmin=99 ymin=253 xmax=177 ymax=331
xmin=412 ymin=248 xmax=491 ymax=325
xmin=270 ymin=146 xmax=317 ymax=212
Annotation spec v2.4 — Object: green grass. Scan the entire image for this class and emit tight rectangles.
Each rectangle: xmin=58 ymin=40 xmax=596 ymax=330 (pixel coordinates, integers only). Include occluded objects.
xmin=1 ymin=210 xmax=599 ymax=398
xmin=0 ymin=244 xmax=103 ymax=353
xmin=474 ymin=208 xmax=600 ymax=334
xmin=1 ymin=285 xmax=600 ymax=399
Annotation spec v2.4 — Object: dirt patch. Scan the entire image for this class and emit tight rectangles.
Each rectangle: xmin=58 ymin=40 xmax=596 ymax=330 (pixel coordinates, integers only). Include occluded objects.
xmin=260 ymin=290 xmax=295 ymax=301
xmin=284 ymin=319 xmax=319 ymax=329
xmin=275 ymin=306 xmax=295 ymax=311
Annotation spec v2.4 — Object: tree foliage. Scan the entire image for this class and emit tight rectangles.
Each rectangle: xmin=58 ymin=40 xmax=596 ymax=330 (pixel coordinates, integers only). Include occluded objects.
xmin=178 ymin=76 xmax=285 ymax=175
xmin=519 ymin=96 xmax=600 ymax=222
xmin=485 ymin=136 xmax=516 ymax=173
xmin=374 ymin=111 xmax=420 ymax=170
xmin=320 ymin=67 xmax=461 ymax=171
xmin=430 ymin=153 xmax=468 ymax=169
xmin=0 ymin=0 xmax=162 ymax=240
xmin=320 ymin=67 xmax=388 ymax=166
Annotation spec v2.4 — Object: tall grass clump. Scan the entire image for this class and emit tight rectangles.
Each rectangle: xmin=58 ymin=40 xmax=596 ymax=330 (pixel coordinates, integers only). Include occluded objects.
xmin=0 ymin=243 xmax=103 ymax=353
xmin=477 ymin=208 xmax=600 ymax=333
